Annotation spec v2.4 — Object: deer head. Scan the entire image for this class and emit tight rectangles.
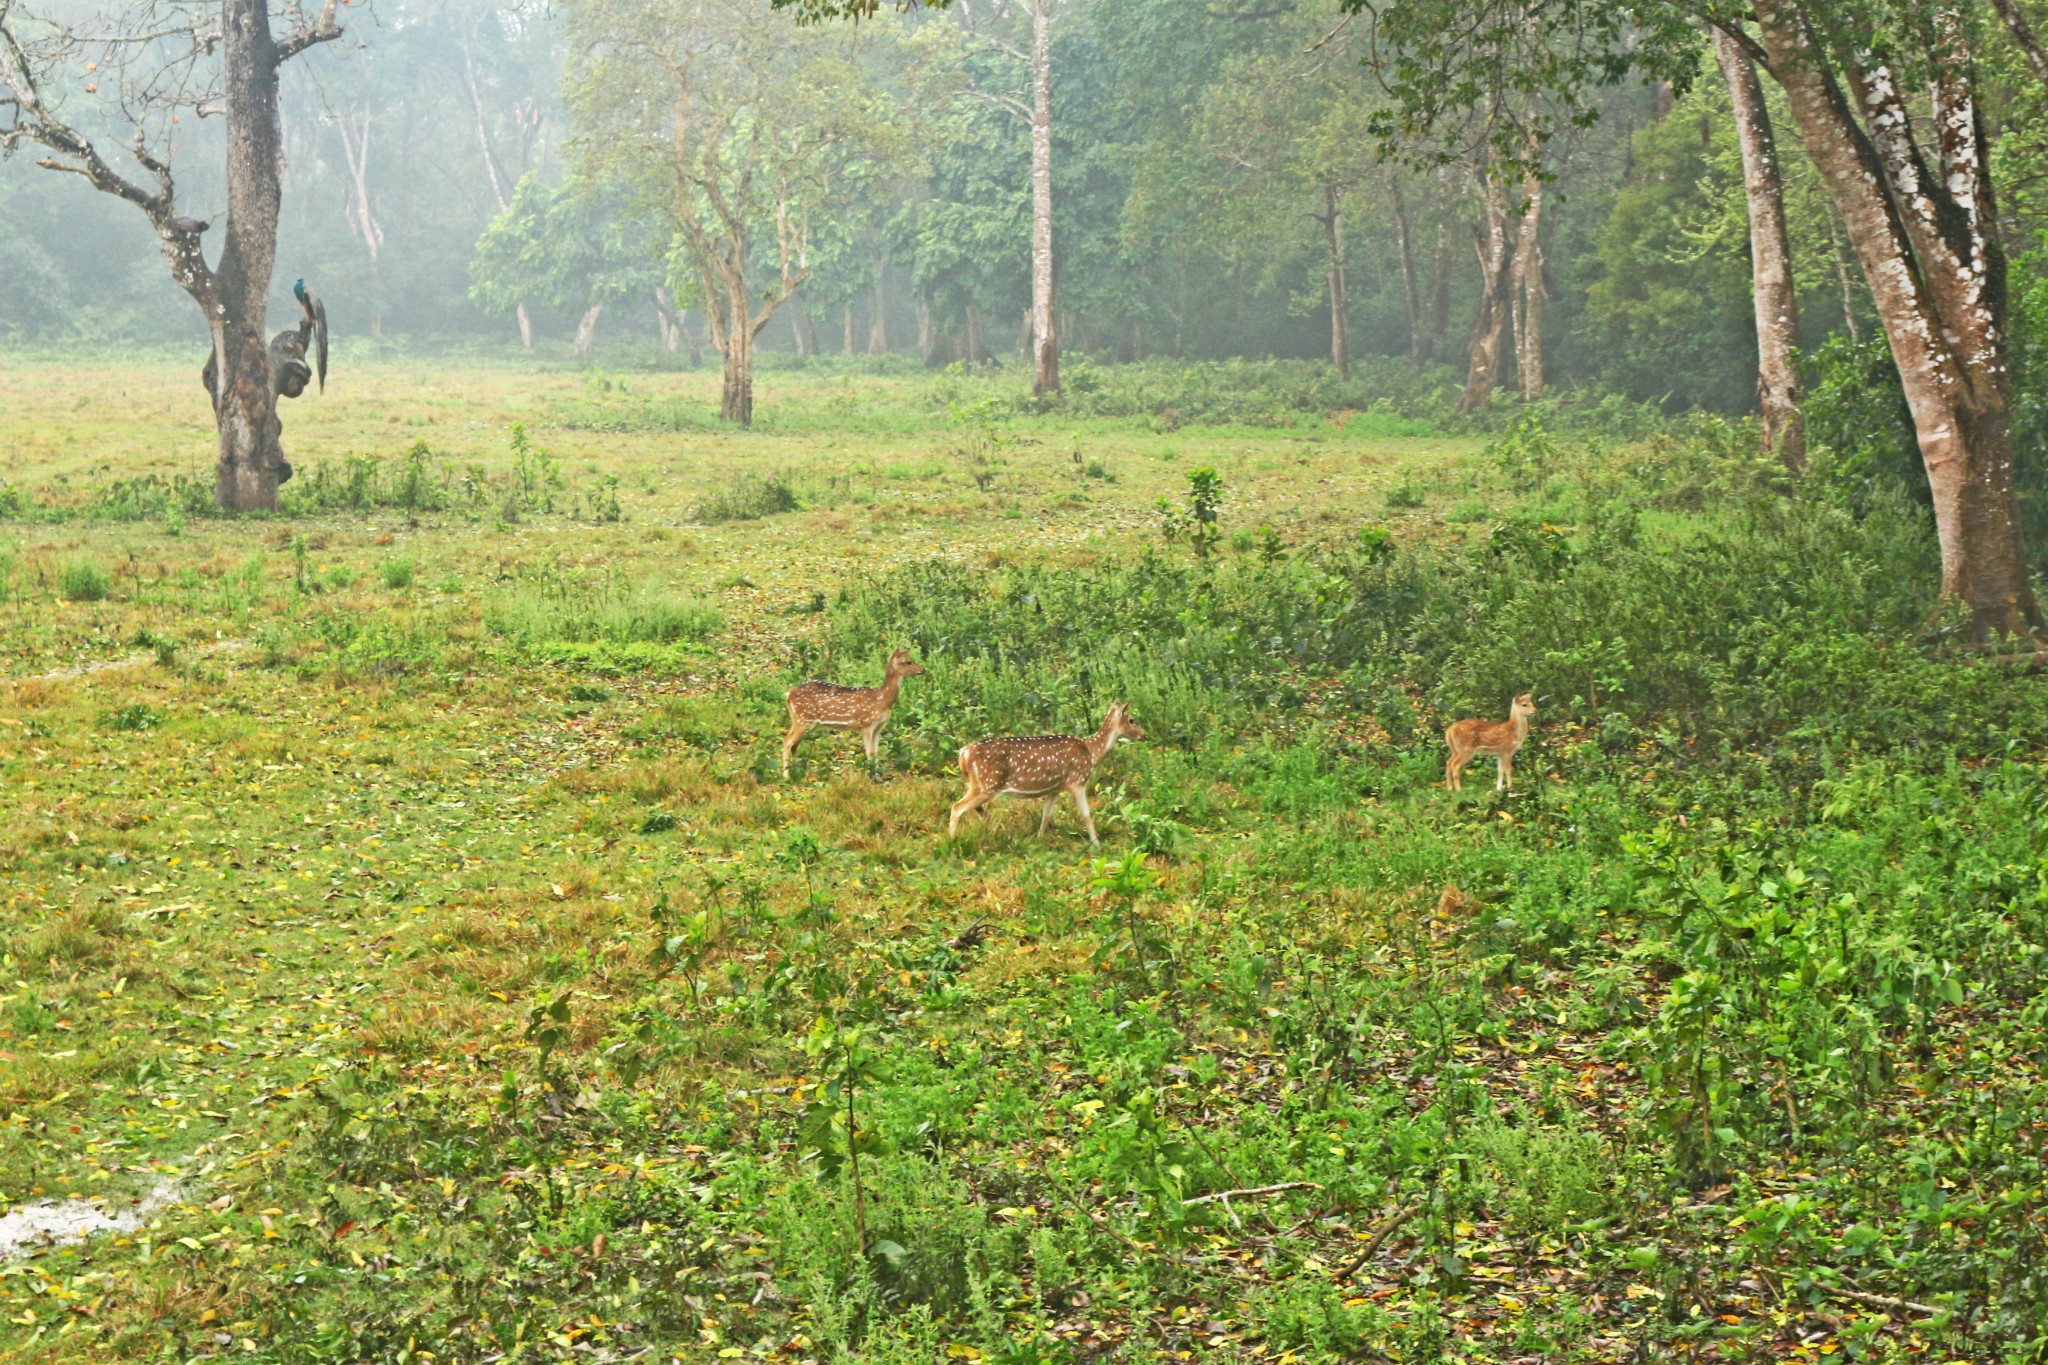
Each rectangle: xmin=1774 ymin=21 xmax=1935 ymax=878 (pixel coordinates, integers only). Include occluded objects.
xmin=1511 ymin=692 xmax=1536 ymax=721
xmin=887 ymin=649 xmax=927 ymax=679
xmin=1106 ymin=701 xmax=1145 ymax=744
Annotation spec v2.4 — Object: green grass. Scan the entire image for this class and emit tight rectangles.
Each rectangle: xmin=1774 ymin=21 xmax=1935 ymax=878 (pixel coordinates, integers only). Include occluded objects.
xmin=0 ymin=358 xmax=2039 ymax=1364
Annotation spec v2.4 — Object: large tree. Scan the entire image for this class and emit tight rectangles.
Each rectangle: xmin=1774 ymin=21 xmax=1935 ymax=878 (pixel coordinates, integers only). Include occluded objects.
xmin=1349 ymin=0 xmax=2043 ymax=638
xmin=565 ymin=0 xmax=899 ymax=425
xmin=0 ymin=0 xmax=347 ymax=512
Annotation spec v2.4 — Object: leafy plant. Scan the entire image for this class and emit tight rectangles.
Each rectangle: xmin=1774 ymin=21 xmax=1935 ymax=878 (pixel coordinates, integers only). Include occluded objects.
xmin=59 ymin=556 xmax=111 ymax=602
xmin=1158 ymin=467 xmax=1224 ymax=559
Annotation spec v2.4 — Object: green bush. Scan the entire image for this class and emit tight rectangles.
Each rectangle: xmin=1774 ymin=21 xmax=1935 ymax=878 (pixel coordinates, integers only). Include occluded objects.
xmin=488 ymin=576 xmax=722 ymax=649
xmin=380 ymin=556 xmax=416 ymax=590
xmin=815 ymin=450 xmax=2044 ymax=773
xmin=59 ymin=556 xmax=111 ymax=601
xmin=688 ymin=470 xmax=800 ymax=523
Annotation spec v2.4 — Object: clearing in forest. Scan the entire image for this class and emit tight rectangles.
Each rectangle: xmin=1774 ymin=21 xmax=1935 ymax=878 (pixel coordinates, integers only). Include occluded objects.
xmin=0 ymin=360 xmax=2041 ymax=1363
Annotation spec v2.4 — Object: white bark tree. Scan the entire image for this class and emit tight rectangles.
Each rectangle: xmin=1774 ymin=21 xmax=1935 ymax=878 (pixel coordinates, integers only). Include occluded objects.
xmin=1714 ymin=27 xmax=1803 ymax=469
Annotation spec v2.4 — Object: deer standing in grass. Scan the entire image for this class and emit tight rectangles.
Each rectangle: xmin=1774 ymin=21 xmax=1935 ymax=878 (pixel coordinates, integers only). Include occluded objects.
xmin=949 ymin=702 xmax=1145 ymax=846
xmin=1444 ymin=692 xmax=1536 ymax=792
xmin=782 ymin=649 xmax=926 ymax=779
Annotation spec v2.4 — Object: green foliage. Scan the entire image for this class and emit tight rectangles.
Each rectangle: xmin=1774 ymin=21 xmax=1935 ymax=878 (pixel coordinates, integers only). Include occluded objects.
xmin=1583 ymin=73 xmax=1758 ymax=413
xmin=1158 ymin=467 xmax=1223 ymax=558
xmin=508 ymin=421 xmax=563 ymax=515
xmin=689 ymin=470 xmax=801 ymax=523
xmin=59 ymin=556 xmax=111 ymax=601
xmin=378 ymin=556 xmax=415 ymax=590
xmin=1802 ymin=333 xmax=1923 ymax=511
xmin=487 ymin=572 xmax=723 ymax=659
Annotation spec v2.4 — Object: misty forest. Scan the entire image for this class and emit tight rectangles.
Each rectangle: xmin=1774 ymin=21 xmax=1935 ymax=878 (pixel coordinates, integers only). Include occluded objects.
xmin=5 ymin=0 xmax=2048 ymax=1360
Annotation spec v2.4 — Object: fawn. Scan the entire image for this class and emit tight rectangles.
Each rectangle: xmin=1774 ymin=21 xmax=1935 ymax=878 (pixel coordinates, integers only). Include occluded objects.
xmin=1444 ymin=692 xmax=1536 ymax=792
xmin=948 ymin=702 xmax=1145 ymax=846
xmin=782 ymin=649 xmax=926 ymax=778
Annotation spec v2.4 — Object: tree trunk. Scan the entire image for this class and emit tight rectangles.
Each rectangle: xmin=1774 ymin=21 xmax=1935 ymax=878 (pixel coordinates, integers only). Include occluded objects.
xmin=338 ymin=106 xmax=385 ymax=336
xmin=1393 ymin=180 xmax=1426 ymax=367
xmin=1715 ymin=28 xmax=1804 ymax=469
xmin=791 ymin=293 xmax=820 ymax=357
xmin=1751 ymin=3 xmax=2038 ymax=636
xmin=573 ymin=303 xmax=603 ymax=365
xmin=1029 ymin=0 xmax=1059 ymax=395
xmin=964 ymin=304 xmax=986 ymax=365
xmin=868 ymin=271 xmax=889 ymax=354
xmin=653 ymin=286 xmax=682 ymax=355
xmin=723 ymin=292 xmax=753 ymax=424
xmin=212 ymin=0 xmax=293 ymax=513
xmin=843 ymin=302 xmax=855 ymax=356
xmin=918 ymin=299 xmax=940 ymax=367
xmin=1459 ymin=175 xmax=1515 ymax=414
xmin=1318 ymin=187 xmax=1350 ymax=378
xmin=1421 ymin=172 xmax=1457 ymax=369
xmin=1510 ymin=161 xmax=1544 ymax=401
xmin=687 ymin=311 xmax=703 ymax=369
xmin=464 ymin=37 xmax=534 ymax=352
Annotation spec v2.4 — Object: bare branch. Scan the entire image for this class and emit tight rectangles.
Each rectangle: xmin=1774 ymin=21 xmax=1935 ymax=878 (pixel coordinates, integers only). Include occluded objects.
xmin=277 ymin=0 xmax=344 ymax=62
xmin=964 ymin=86 xmax=1029 ymax=121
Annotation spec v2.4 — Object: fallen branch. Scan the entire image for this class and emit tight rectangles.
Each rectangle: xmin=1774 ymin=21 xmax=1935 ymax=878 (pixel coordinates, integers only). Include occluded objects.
xmin=1824 ymin=1284 xmax=1946 ymax=1319
xmin=1182 ymin=1181 xmax=1321 ymax=1208
xmin=1332 ymin=1199 xmax=1426 ymax=1284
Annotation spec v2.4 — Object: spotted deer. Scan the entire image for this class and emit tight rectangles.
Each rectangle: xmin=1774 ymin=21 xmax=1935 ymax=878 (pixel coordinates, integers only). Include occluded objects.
xmin=1444 ymin=692 xmax=1536 ymax=792
xmin=948 ymin=702 xmax=1145 ymax=846
xmin=782 ymin=649 xmax=926 ymax=778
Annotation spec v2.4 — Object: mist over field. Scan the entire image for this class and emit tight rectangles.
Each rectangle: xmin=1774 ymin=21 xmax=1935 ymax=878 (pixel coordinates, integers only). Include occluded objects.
xmin=4 ymin=2 xmax=2048 ymax=1362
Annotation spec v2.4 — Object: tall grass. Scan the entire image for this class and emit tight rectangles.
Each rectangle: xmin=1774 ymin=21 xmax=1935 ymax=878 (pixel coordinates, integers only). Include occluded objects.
xmin=488 ymin=576 xmax=722 ymax=648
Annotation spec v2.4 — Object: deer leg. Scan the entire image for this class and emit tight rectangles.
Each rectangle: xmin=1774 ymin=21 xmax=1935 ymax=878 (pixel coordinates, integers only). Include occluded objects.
xmin=863 ymin=723 xmax=882 ymax=778
xmin=782 ymin=719 xmax=810 ymax=778
xmin=1497 ymin=752 xmax=1511 ymax=792
xmin=1071 ymin=782 xmax=1099 ymax=847
xmin=1037 ymin=794 xmax=1058 ymax=835
xmin=949 ymin=787 xmax=988 ymax=838
xmin=1445 ymin=748 xmax=1466 ymax=792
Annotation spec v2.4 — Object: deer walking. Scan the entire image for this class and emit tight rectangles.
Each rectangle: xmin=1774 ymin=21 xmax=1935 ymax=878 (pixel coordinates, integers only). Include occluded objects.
xmin=782 ymin=649 xmax=926 ymax=779
xmin=1444 ymin=692 xmax=1536 ymax=792
xmin=949 ymin=702 xmax=1145 ymax=846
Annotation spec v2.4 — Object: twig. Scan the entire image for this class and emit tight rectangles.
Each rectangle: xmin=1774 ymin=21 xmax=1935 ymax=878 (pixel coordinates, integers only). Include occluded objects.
xmin=1044 ymin=1172 xmax=1145 ymax=1254
xmin=1331 ymin=1199 xmax=1425 ymax=1284
xmin=1179 ymin=1178 xmax=1318 ymax=1211
xmin=1824 ymin=1284 xmax=1947 ymax=1319
xmin=1181 ymin=1181 xmax=1321 ymax=1208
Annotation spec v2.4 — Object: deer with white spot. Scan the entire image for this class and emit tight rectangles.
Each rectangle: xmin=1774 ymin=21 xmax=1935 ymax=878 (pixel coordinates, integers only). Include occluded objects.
xmin=782 ymin=649 xmax=925 ymax=779
xmin=1444 ymin=692 xmax=1536 ymax=793
xmin=948 ymin=702 xmax=1145 ymax=846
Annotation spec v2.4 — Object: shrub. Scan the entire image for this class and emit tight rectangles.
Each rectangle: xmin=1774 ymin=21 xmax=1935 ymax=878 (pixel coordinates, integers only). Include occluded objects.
xmin=488 ymin=576 xmax=722 ymax=650
xmin=815 ymin=462 xmax=2045 ymax=772
xmin=380 ymin=557 xmax=416 ymax=590
xmin=60 ymin=556 xmax=111 ymax=601
xmin=688 ymin=471 xmax=800 ymax=523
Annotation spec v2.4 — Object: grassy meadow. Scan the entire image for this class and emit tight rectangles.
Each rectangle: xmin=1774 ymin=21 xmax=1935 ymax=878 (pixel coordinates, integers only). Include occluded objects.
xmin=1 ymin=355 xmax=2045 ymax=1364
